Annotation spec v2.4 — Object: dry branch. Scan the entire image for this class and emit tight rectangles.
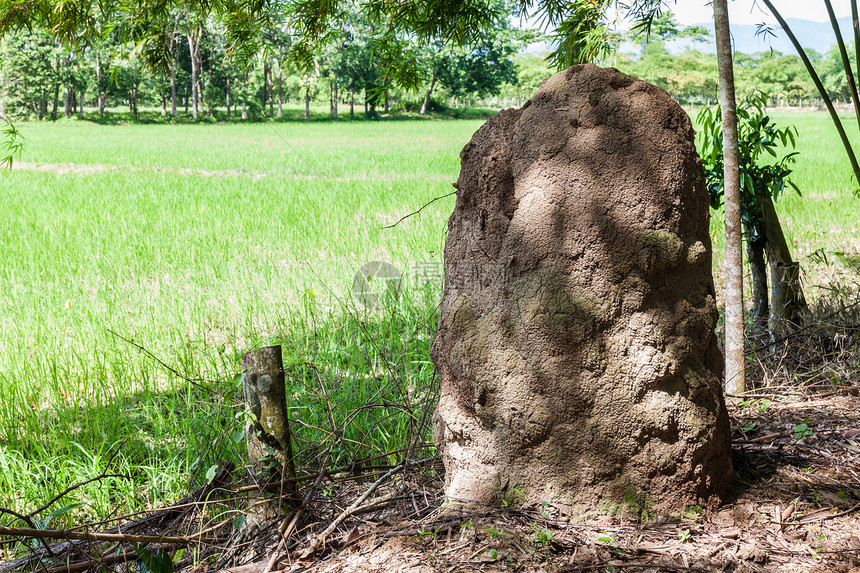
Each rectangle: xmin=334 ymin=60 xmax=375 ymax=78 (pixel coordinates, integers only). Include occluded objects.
xmin=381 ymin=190 xmax=456 ymax=229
xmin=298 ymin=463 xmax=405 ymax=559
xmin=262 ymin=468 xmax=328 ymax=573
xmin=0 ymin=525 xmax=219 ymax=545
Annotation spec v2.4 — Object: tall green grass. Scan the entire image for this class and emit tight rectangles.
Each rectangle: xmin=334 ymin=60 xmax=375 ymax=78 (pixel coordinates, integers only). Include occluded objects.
xmin=0 ymin=119 xmax=474 ymax=527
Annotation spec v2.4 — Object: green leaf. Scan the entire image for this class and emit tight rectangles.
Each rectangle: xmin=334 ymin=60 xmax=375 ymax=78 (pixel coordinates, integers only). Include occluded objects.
xmin=232 ymin=515 xmax=246 ymax=530
xmin=232 ymin=429 xmax=245 ymax=444
xmin=206 ymin=464 xmax=218 ymax=483
xmin=133 ymin=543 xmax=174 ymax=573
xmin=47 ymin=502 xmax=85 ymax=519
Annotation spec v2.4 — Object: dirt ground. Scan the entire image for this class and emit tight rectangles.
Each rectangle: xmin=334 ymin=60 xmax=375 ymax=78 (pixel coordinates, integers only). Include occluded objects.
xmin=207 ymin=392 xmax=859 ymax=573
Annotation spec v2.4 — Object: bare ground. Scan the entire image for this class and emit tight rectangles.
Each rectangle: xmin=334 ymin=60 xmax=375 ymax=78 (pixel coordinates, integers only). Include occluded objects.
xmin=201 ymin=392 xmax=859 ymax=573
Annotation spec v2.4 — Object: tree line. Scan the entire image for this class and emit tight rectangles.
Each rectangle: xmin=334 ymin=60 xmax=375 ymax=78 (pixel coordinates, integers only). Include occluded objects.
xmin=0 ymin=9 xmax=523 ymax=121
xmin=614 ymin=11 xmax=855 ymax=108
xmin=3 ymin=9 xmax=856 ymax=122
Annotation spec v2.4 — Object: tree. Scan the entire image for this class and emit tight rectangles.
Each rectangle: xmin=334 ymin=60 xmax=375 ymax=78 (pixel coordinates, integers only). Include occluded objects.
xmin=759 ymin=0 xmax=860 ymax=193
xmin=713 ymin=0 xmax=746 ymax=395
xmin=419 ymin=32 xmax=519 ymax=113
xmin=416 ymin=3 xmax=520 ymax=114
xmin=698 ymin=93 xmax=806 ymax=332
xmin=0 ymin=29 xmax=63 ymax=119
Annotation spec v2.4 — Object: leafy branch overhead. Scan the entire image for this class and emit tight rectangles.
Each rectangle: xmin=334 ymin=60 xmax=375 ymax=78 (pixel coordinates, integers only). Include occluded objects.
xmin=1 ymin=113 xmax=23 ymax=168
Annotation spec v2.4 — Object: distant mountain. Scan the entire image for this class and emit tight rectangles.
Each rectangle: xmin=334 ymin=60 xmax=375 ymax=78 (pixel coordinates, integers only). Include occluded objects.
xmin=678 ymin=17 xmax=853 ymax=56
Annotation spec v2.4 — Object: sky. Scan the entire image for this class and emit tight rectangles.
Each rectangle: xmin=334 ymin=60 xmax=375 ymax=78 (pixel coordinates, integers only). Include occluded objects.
xmin=671 ymin=0 xmax=853 ymax=26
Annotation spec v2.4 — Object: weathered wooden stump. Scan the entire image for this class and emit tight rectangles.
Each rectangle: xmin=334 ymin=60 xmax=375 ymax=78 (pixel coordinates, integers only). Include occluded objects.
xmin=242 ymin=345 xmax=296 ymax=483
xmin=242 ymin=345 xmax=296 ymax=481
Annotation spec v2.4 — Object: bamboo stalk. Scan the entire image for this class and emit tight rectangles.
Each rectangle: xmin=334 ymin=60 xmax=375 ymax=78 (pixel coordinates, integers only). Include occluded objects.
xmin=762 ymin=0 xmax=860 ymax=190
xmin=824 ymin=0 xmax=860 ymax=130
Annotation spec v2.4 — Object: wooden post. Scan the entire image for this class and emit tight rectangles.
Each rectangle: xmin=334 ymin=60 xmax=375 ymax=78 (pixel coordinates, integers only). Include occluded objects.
xmin=242 ymin=345 xmax=295 ymax=482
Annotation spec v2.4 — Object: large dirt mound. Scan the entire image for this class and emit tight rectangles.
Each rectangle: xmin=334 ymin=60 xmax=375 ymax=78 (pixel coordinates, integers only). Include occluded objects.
xmin=431 ymin=63 xmax=732 ymax=517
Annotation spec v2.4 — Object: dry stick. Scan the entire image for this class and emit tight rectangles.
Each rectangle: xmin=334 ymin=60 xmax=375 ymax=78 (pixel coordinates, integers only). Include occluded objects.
xmin=43 ymin=547 xmax=136 ymax=573
xmin=29 ymin=441 xmax=130 ymax=520
xmin=298 ymin=463 xmax=405 ymax=560
xmin=382 ymin=190 xmax=457 ymax=229
xmin=262 ymin=469 xmax=329 ymax=573
xmin=797 ymin=503 xmax=860 ymax=524
xmin=0 ymin=506 xmax=37 ymax=529
xmin=0 ymin=525 xmax=219 ymax=545
xmin=106 ymin=328 xmax=225 ymax=397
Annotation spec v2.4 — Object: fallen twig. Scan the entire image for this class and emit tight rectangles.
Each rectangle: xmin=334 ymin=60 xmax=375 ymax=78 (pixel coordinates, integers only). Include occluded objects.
xmin=797 ymin=503 xmax=860 ymax=524
xmin=28 ymin=441 xmax=129 ymax=520
xmin=262 ymin=468 xmax=328 ymax=573
xmin=0 ymin=525 xmax=219 ymax=545
xmin=43 ymin=548 xmax=134 ymax=573
xmin=298 ymin=463 xmax=405 ymax=559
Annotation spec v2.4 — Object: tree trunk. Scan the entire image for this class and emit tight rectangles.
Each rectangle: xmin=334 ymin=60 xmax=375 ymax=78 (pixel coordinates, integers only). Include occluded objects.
xmin=384 ymin=89 xmax=389 ymax=114
xmin=758 ymin=193 xmax=806 ymax=330
xmin=268 ymin=65 xmax=274 ymax=117
xmin=205 ymin=56 xmax=212 ymax=117
xmin=226 ymin=77 xmax=231 ymax=117
xmin=305 ymin=86 xmax=310 ymax=119
xmin=714 ymin=0 xmax=746 ymax=395
xmin=420 ymin=75 xmax=436 ymax=115
xmin=96 ymin=55 xmax=105 ymax=117
xmin=262 ymin=64 xmax=268 ymax=114
xmin=170 ymin=60 xmax=177 ymax=117
xmin=188 ymin=30 xmax=199 ymax=120
xmin=168 ymin=29 xmax=177 ymax=118
xmin=78 ymin=88 xmax=85 ymax=119
xmin=161 ymin=95 xmax=166 ymax=116
xmin=241 ymin=345 xmax=296 ymax=528
xmin=64 ymin=87 xmax=71 ymax=117
xmin=746 ymin=227 xmax=769 ymax=329
xmin=51 ymin=81 xmax=59 ymax=120
xmin=277 ymin=71 xmax=283 ymax=118
xmin=196 ymin=43 xmax=204 ymax=115
xmin=350 ymin=86 xmax=354 ymax=119
xmin=331 ymin=79 xmax=337 ymax=120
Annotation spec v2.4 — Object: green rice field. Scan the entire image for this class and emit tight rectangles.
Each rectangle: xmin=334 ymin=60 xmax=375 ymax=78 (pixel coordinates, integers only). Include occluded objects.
xmin=0 ymin=110 xmax=858 ymax=528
